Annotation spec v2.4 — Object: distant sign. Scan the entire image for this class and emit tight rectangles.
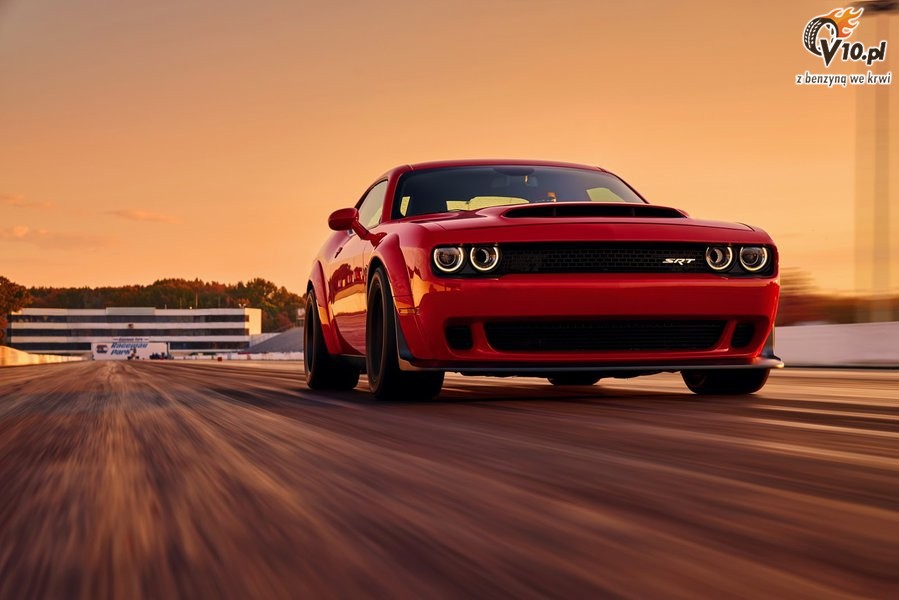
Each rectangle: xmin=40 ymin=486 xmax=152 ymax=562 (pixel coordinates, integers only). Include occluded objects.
xmin=110 ymin=337 xmax=150 ymax=357
xmin=92 ymin=337 xmax=168 ymax=360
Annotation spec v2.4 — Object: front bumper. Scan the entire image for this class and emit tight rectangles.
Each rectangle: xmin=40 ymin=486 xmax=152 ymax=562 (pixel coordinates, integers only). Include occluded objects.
xmin=393 ymin=273 xmax=781 ymax=372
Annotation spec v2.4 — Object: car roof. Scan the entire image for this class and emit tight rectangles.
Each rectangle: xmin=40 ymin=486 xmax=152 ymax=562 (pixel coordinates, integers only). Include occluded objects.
xmin=405 ymin=159 xmax=608 ymax=172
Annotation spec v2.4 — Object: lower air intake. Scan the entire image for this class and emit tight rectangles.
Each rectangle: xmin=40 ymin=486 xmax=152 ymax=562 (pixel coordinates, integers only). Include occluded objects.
xmin=731 ymin=322 xmax=755 ymax=348
xmin=445 ymin=325 xmax=474 ymax=350
xmin=484 ymin=319 xmax=726 ymax=352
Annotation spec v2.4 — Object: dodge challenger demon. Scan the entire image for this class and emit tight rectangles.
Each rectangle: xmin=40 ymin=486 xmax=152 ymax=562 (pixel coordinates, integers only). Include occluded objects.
xmin=304 ymin=160 xmax=781 ymax=400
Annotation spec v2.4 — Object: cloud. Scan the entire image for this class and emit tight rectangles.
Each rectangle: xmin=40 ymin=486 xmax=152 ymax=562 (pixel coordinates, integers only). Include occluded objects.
xmin=0 ymin=193 xmax=54 ymax=210
xmin=106 ymin=209 xmax=181 ymax=224
xmin=0 ymin=225 xmax=114 ymax=250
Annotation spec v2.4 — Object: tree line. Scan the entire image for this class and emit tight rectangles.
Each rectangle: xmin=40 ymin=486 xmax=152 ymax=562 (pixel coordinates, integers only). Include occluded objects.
xmin=0 ymin=276 xmax=31 ymax=344
xmin=0 ymin=276 xmax=305 ymax=341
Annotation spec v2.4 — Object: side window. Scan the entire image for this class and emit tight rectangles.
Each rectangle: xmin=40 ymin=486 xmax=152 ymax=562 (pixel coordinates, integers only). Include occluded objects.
xmin=356 ymin=180 xmax=388 ymax=230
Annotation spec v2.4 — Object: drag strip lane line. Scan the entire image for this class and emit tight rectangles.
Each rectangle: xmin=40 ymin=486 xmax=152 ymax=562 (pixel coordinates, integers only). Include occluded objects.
xmin=747 ymin=418 xmax=899 ymax=439
xmin=754 ymin=404 xmax=899 ymax=421
xmin=587 ymin=420 xmax=899 ymax=471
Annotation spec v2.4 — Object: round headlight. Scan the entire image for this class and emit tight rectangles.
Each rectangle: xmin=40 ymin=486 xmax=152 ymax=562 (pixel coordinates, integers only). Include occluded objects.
xmin=739 ymin=246 xmax=768 ymax=272
xmin=705 ymin=246 xmax=734 ymax=271
xmin=470 ymin=246 xmax=500 ymax=272
xmin=433 ymin=246 xmax=465 ymax=273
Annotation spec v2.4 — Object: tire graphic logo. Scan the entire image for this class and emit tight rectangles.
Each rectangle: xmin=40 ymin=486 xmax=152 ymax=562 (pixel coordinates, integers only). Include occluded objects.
xmin=803 ymin=7 xmax=864 ymax=56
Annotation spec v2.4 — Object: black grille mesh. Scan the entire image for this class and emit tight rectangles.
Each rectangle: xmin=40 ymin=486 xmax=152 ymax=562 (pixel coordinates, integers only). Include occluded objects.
xmin=484 ymin=319 xmax=726 ymax=352
xmin=498 ymin=243 xmax=709 ymax=274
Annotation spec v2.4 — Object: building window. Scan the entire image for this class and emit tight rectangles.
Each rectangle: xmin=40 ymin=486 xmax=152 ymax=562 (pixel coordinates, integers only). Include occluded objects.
xmin=10 ymin=328 xmax=250 ymax=337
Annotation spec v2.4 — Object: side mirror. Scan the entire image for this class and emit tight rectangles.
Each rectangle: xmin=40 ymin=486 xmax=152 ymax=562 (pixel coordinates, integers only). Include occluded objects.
xmin=328 ymin=207 xmax=359 ymax=231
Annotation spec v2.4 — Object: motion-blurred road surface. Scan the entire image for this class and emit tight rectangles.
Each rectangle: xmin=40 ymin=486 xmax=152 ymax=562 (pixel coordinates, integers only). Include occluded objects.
xmin=0 ymin=362 xmax=896 ymax=599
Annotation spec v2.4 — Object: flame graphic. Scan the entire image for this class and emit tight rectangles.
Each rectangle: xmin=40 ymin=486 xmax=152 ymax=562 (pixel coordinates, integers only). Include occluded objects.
xmin=824 ymin=7 xmax=864 ymax=38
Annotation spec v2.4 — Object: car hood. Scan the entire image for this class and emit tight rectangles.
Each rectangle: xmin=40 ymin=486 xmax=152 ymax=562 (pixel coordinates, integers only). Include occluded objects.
xmin=407 ymin=203 xmax=756 ymax=236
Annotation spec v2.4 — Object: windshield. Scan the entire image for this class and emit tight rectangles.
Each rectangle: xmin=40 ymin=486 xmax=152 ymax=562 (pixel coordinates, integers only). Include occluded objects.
xmin=392 ymin=166 xmax=645 ymax=219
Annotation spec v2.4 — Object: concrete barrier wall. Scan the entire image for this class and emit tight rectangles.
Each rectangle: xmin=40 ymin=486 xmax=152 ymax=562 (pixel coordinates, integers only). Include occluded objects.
xmin=219 ymin=325 xmax=894 ymax=368
xmin=0 ymin=346 xmax=84 ymax=367
xmin=7 ymin=322 xmax=896 ymax=368
xmin=776 ymin=322 xmax=899 ymax=367
xmin=173 ymin=323 xmax=899 ymax=368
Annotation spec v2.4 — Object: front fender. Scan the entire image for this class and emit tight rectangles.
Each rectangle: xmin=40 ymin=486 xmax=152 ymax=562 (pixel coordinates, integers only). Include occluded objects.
xmin=308 ymin=261 xmax=342 ymax=355
xmin=369 ymin=233 xmax=434 ymax=360
xmin=369 ymin=233 xmax=418 ymax=310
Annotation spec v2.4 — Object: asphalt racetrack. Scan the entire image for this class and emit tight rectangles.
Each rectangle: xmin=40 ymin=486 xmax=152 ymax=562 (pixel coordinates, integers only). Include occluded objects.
xmin=0 ymin=361 xmax=896 ymax=599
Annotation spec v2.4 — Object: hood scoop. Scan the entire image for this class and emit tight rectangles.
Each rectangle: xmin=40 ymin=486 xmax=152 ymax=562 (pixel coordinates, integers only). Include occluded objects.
xmin=502 ymin=203 xmax=686 ymax=219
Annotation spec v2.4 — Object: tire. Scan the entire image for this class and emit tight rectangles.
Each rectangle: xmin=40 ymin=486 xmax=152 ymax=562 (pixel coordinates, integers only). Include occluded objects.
xmin=682 ymin=369 xmax=770 ymax=395
xmin=547 ymin=374 xmax=602 ymax=386
xmin=366 ymin=268 xmax=444 ymax=400
xmin=803 ymin=17 xmax=837 ymax=56
xmin=303 ymin=291 xmax=360 ymax=390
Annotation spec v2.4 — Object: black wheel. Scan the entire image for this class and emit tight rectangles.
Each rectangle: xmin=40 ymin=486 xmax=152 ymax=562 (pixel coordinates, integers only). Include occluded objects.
xmin=303 ymin=290 xmax=360 ymax=390
xmin=547 ymin=374 xmax=602 ymax=386
xmin=803 ymin=17 xmax=837 ymax=56
xmin=682 ymin=369 xmax=770 ymax=395
xmin=366 ymin=268 xmax=444 ymax=400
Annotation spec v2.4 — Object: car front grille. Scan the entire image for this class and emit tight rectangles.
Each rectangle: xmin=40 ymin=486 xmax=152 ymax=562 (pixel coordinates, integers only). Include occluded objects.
xmin=484 ymin=319 xmax=726 ymax=352
xmin=497 ymin=243 xmax=709 ymax=274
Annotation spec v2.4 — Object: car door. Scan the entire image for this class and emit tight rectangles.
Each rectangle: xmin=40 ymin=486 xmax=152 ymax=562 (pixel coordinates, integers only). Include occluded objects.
xmin=328 ymin=180 xmax=387 ymax=354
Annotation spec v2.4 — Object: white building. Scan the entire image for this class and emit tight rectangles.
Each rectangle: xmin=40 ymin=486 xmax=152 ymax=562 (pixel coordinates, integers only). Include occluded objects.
xmin=6 ymin=307 xmax=262 ymax=356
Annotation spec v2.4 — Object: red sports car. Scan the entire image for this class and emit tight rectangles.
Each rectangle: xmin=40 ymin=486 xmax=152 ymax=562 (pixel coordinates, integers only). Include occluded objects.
xmin=304 ymin=159 xmax=781 ymax=399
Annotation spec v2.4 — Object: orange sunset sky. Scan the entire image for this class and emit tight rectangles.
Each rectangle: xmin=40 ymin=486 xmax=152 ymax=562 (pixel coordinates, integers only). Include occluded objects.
xmin=1 ymin=0 xmax=897 ymax=293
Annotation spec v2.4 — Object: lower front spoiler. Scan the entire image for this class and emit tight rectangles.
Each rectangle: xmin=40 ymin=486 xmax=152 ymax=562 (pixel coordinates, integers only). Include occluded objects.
xmin=397 ymin=356 xmax=784 ymax=376
xmin=393 ymin=312 xmax=783 ymax=375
